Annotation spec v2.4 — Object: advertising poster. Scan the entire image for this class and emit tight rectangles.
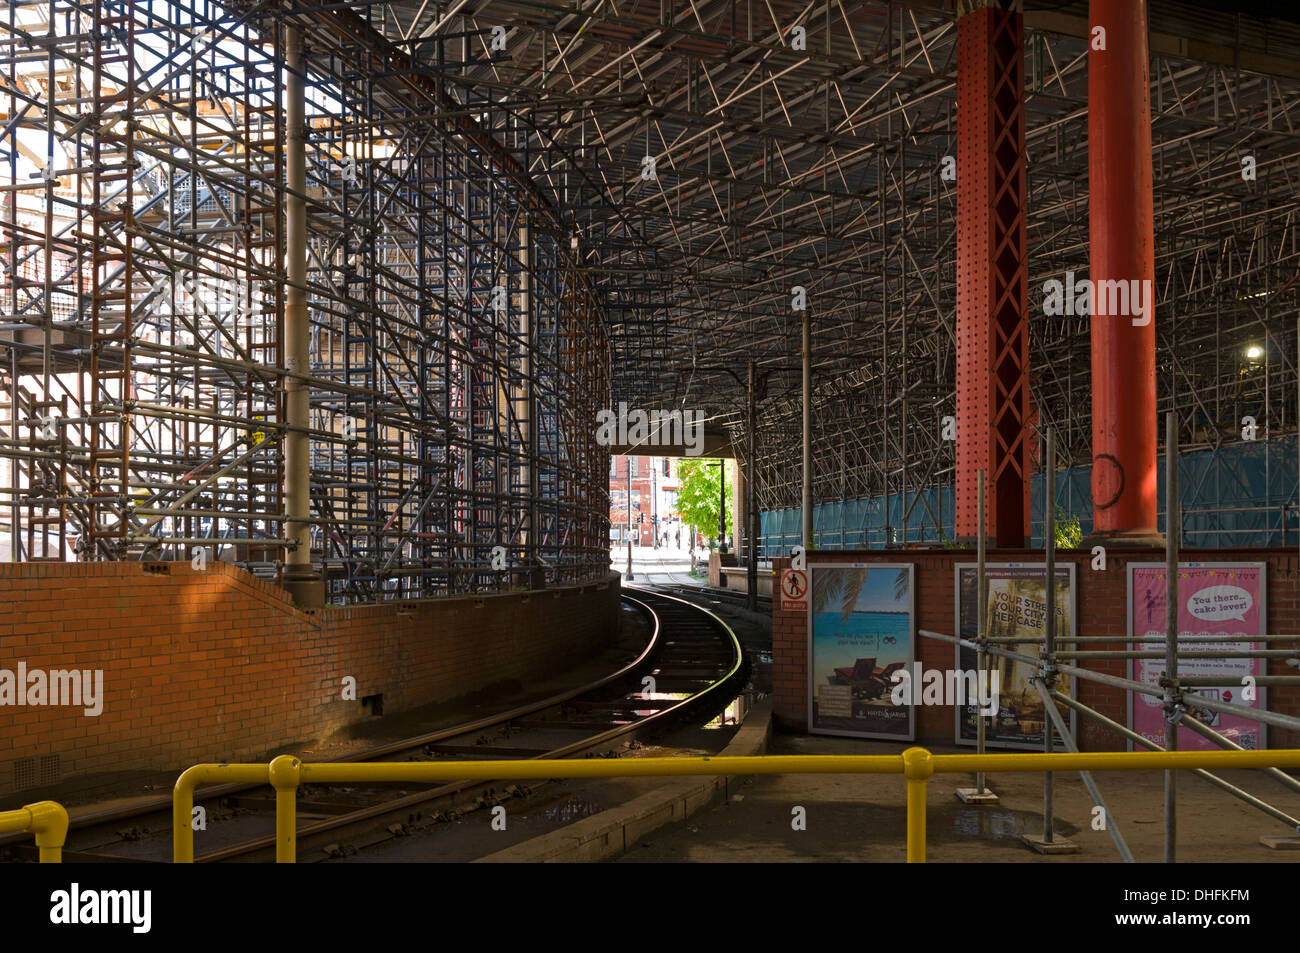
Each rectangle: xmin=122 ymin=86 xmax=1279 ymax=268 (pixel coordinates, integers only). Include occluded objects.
xmin=1128 ymin=563 xmax=1266 ymax=751
xmin=808 ymin=564 xmax=914 ymax=740
xmin=954 ymin=564 xmax=1076 ymax=750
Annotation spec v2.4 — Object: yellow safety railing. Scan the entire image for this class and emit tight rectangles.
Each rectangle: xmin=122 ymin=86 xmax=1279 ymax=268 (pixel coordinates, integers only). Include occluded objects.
xmin=0 ymin=801 xmax=69 ymax=863
xmin=173 ymin=748 xmax=1300 ymax=863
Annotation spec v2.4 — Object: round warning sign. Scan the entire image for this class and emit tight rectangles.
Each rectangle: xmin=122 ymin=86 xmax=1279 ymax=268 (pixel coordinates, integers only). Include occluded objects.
xmin=780 ymin=568 xmax=808 ymax=611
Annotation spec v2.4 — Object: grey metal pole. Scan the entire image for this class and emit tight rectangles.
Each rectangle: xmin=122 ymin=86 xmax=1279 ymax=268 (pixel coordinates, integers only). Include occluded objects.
xmin=1179 ymin=709 xmax=1300 ymax=800
xmin=1043 ymin=428 xmax=1057 ymax=843
xmin=1051 ymin=690 xmax=1300 ymax=833
xmin=718 ymin=460 xmax=727 ymax=554
xmin=1033 ymin=681 xmax=1134 ymax=862
xmin=1175 ymin=689 xmax=1300 ymax=734
xmin=976 ymin=469 xmax=988 ymax=794
xmin=626 ymin=462 xmax=633 ymax=581
xmin=282 ymin=25 xmax=318 ymax=606
xmin=746 ymin=360 xmax=758 ymax=611
xmin=801 ymin=307 xmax=812 ymax=549
xmin=1164 ymin=411 xmax=1179 ymax=863
xmin=651 ymin=458 xmax=658 ymax=549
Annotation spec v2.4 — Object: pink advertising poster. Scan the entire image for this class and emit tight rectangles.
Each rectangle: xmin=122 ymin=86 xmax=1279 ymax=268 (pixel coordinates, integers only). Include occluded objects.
xmin=1128 ymin=563 xmax=1265 ymax=751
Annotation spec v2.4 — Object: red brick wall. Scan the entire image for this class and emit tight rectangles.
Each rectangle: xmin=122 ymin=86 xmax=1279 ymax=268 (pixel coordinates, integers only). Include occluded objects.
xmin=0 ymin=562 xmax=621 ymax=796
xmin=772 ymin=548 xmax=1299 ymax=750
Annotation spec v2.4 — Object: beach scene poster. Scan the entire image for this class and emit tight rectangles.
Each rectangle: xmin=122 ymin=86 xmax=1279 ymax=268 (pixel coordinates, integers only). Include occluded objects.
xmin=808 ymin=564 xmax=914 ymax=740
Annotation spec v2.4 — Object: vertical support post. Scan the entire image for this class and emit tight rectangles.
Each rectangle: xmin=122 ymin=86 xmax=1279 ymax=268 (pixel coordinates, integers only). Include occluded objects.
xmin=25 ymin=801 xmax=68 ymax=864
xmin=976 ymin=470 xmax=988 ymax=790
xmin=732 ymin=454 xmax=743 ymax=556
xmin=801 ymin=307 xmax=812 ymax=549
xmin=651 ymin=460 xmax=658 ymax=549
xmin=718 ymin=460 xmax=727 ymax=554
xmin=626 ymin=461 xmax=634 ymax=580
xmin=747 ymin=360 xmax=758 ymax=611
xmin=1043 ymin=428 xmax=1057 ymax=842
xmin=1164 ymin=411 xmax=1179 ymax=863
xmin=1023 ymin=430 xmax=1078 ymax=853
xmin=1088 ymin=0 xmax=1160 ymax=544
xmin=956 ymin=475 xmax=1003 ymax=800
xmin=282 ymin=25 xmax=320 ymax=606
xmin=955 ymin=0 xmax=1030 ymax=547
xmin=269 ymin=755 xmax=301 ymax=864
xmin=517 ymin=223 xmax=534 ymax=568
xmin=955 ymin=468 xmax=1001 ymax=803
xmin=903 ymin=747 xmax=933 ymax=863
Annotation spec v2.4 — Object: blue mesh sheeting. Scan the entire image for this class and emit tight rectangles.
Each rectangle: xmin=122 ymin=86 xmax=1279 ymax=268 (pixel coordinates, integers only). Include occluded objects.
xmin=760 ymin=437 xmax=1299 ymax=555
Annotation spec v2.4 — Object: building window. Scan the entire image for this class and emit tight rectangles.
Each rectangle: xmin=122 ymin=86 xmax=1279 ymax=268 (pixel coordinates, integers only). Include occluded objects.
xmin=628 ymin=457 xmax=637 ymax=477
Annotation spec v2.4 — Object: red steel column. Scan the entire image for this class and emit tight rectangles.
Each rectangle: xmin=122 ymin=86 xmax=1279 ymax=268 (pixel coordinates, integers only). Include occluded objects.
xmin=955 ymin=0 xmax=1030 ymax=546
xmin=1089 ymin=0 xmax=1160 ymax=542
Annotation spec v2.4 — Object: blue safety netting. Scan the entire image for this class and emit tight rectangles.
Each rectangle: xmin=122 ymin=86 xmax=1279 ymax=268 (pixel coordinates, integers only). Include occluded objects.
xmin=760 ymin=437 xmax=1300 ymax=555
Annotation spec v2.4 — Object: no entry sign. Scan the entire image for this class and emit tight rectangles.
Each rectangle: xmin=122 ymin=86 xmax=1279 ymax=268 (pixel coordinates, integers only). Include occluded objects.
xmin=780 ymin=568 xmax=808 ymax=611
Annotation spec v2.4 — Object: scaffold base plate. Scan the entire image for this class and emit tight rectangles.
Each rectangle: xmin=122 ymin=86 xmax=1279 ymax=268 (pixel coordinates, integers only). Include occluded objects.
xmin=955 ymin=787 xmax=1000 ymax=804
xmin=1021 ymin=834 xmax=1081 ymax=854
xmin=1259 ymin=835 xmax=1300 ymax=850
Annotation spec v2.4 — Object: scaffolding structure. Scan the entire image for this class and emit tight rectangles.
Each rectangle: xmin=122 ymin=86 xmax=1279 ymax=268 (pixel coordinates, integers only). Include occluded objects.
xmin=1 ymin=0 xmax=1298 ymax=588
xmin=736 ymin=6 xmax=1300 ymax=526
xmin=0 ymin=1 xmax=610 ymax=600
xmin=921 ymin=427 xmax=1300 ymax=862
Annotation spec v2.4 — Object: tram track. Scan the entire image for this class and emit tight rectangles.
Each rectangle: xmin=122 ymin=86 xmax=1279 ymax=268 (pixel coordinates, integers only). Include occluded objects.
xmin=3 ymin=588 xmax=745 ymax=863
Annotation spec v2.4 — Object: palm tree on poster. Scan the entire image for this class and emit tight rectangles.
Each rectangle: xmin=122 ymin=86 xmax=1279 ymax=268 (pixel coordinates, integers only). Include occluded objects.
xmin=810 ymin=567 xmax=909 ymax=619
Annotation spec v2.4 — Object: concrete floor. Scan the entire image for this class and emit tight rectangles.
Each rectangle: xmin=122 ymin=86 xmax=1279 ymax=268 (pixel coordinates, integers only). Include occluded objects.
xmin=618 ymin=732 xmax=1300 ymax=863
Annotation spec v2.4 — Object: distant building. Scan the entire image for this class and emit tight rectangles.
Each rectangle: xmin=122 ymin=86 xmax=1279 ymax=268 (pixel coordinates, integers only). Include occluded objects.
xmin=609 ymin=455 xmax=680 ymax=547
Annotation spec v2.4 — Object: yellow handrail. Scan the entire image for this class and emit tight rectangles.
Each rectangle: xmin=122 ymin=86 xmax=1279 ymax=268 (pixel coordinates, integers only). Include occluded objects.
xmin=172 ymin=748 xmax=1300 ymax=863
xmin=0 ymin=801 xmax=69 ymax=863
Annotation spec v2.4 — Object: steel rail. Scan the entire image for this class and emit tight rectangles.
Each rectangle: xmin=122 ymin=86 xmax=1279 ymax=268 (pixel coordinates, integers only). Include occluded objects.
xmin=0 ymin=592 xmax=661 ymax=850
xmin=184 ymin=587 xmax=743 ymax=862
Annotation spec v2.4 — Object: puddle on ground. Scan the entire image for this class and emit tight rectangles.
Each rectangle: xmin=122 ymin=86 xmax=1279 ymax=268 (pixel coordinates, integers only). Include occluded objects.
xmin=951 ymin=809 xmax=1077 ymax=841
xmin=540 ymin=797 xmax=603 ymax=823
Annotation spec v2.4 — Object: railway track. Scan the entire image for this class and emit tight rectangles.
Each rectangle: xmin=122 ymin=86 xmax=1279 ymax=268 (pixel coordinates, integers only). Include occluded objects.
xmin=656 ymin=584 xmax=772 ymax=613
xmin=2 ymin=588 xmax=745 ymax=863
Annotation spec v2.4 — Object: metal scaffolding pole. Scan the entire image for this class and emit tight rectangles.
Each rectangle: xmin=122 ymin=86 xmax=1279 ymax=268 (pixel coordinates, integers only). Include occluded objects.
xmin=1051 ymin=690 xmax=1300 ymax=835
xmin=1043 ymin=429 xmax=1056 ymax=841
xmin=283 ymin=24 xmax=318 ymax=606
xmin=746 ymin=359 xmax=758 ymax=611
xmin=957 ymin=469 xmax=997 ymax=804
xmin=1033 ymin=679 xmax=1134 ymax=862
xmin=801 ymin=307 xmax=812 ymax=550
xmin=1164 ymin=411 xmax=1179 ymax=863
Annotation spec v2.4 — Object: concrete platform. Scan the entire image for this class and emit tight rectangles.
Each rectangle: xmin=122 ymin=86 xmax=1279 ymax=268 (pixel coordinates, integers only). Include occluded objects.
xmin=477 ymin=700 xmax=772 ymax=862
xmin=612 ymin=733 xmax=1300 ymax=863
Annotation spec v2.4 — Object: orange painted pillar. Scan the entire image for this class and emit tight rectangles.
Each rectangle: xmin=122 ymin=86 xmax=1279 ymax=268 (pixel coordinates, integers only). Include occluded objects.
xmin=1088 ymin=0 xmax=1160 ymax=542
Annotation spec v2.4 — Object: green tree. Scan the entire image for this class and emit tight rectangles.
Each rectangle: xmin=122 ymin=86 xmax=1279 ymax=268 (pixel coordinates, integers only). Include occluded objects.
xmin=1054 ymin=507 xmax=1083 ymax=549
xmin=677 ymin=458 xmax=732 ymax=543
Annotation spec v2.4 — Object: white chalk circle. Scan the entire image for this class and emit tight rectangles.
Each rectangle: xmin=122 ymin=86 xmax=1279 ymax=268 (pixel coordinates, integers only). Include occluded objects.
xmin=1186 ymin=585 xmax=1252 ymax=623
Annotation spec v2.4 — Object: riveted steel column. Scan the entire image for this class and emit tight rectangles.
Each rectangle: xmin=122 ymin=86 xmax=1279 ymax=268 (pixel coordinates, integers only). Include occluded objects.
xmin=955 ymin=0 xmax=1030 ymax=547
xmin=1088 ymin=0 xmax=1160 ymax=544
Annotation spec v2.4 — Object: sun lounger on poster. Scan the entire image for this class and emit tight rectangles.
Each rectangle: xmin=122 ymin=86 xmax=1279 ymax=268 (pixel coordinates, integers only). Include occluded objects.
xmin=831 ymin=658 xmax=883 ymax=700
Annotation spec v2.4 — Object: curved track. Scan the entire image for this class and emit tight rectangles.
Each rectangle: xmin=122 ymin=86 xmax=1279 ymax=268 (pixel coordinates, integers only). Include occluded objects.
xmin=4 ymin=589 xmax=745 ymax=863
